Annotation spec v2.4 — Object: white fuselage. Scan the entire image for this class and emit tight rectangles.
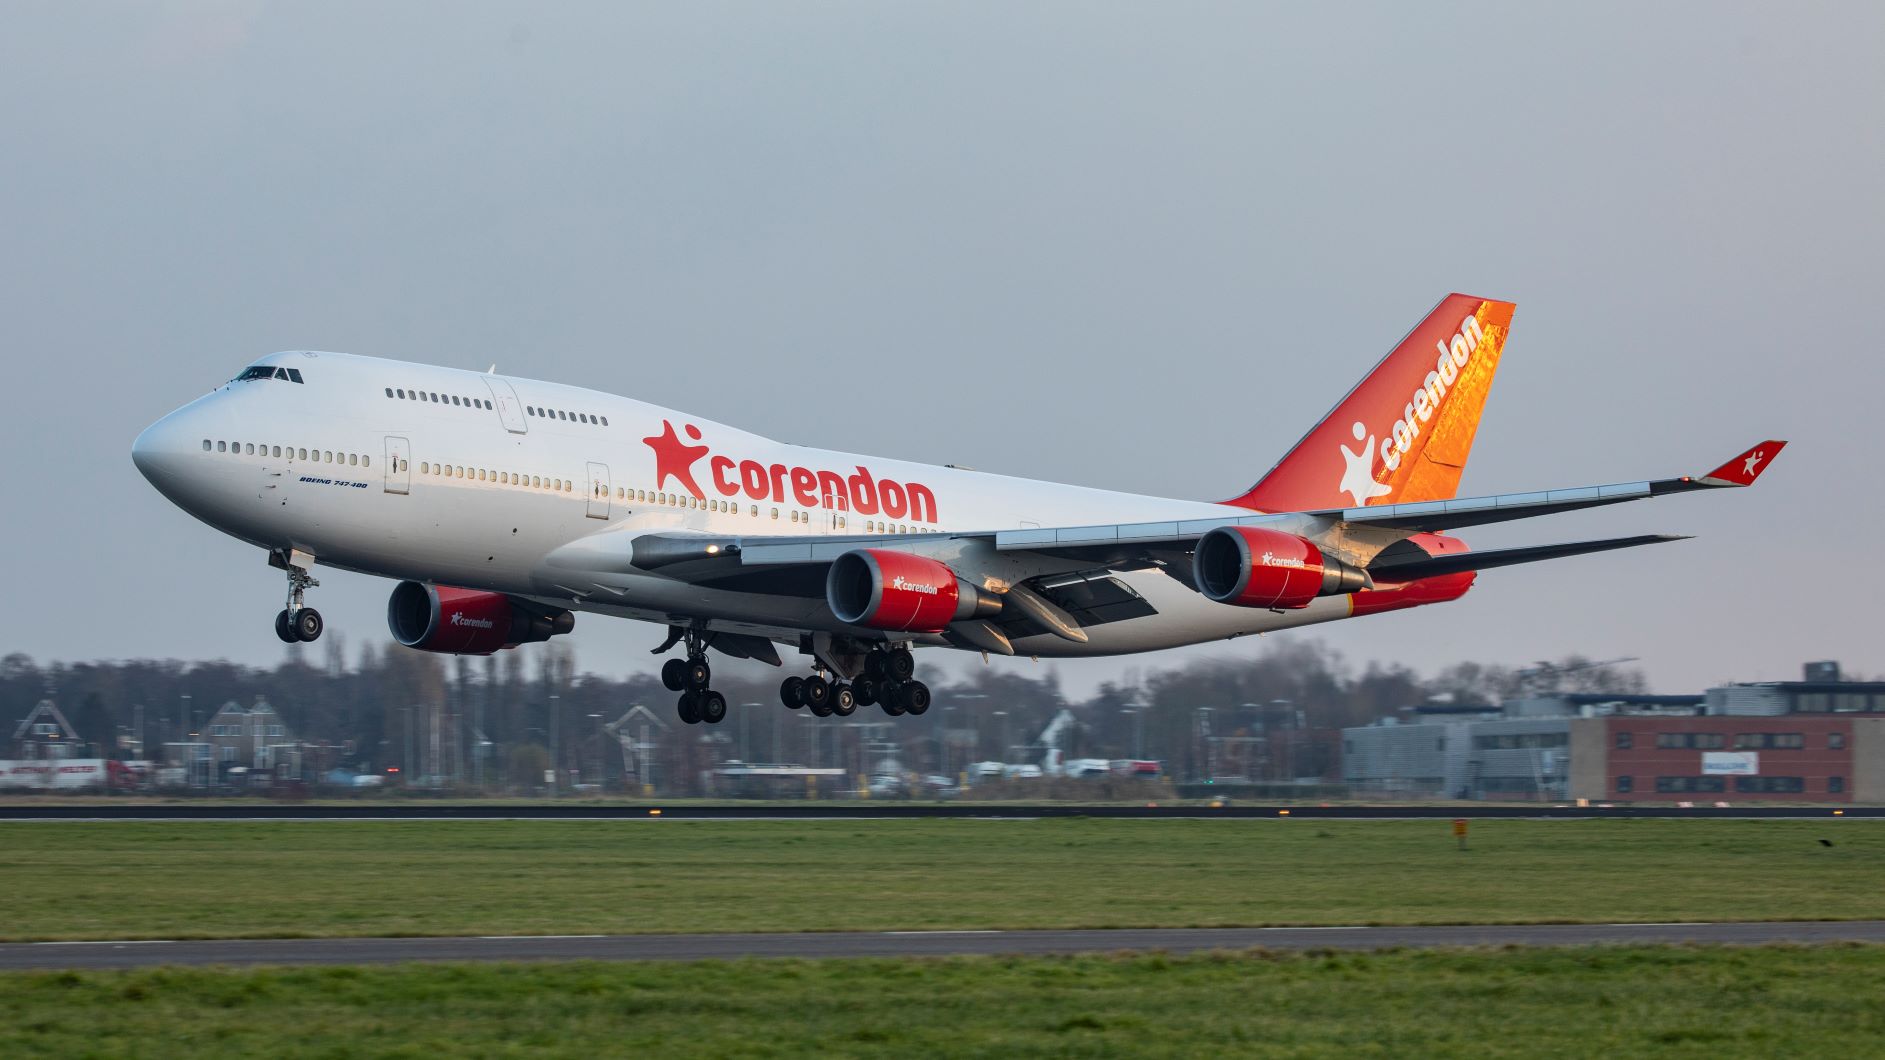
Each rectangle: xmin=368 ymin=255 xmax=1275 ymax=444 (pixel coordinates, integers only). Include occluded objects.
xmin=132 ymin=351 xmax=1372 ymax=657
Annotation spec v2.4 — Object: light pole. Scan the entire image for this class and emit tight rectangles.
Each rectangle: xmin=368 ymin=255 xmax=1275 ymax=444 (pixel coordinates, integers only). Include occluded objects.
xmin=586 ymin=713 xmax=603 ymax=786
xmin=1121 ymin=707 xmax=1144 ymax=760
xmin=548 ymin=693 xmax=560 ymax=793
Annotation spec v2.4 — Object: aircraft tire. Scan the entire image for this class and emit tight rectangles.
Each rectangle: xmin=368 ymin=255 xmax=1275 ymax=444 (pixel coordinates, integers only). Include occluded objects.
xmin=293 ymin=608 xmax=324 ymax=643
xmin=903 ymin=681 xmax=931 ymax=716
xmin=275 ymin=610 xmax=299 ymax=643
xmin=881 ymin=684 xmax=906 ymax=716
xmin=685 ymin=659 xmax=712 ymax=692
xmin=809 ymin=696 xmax=834 ymax=719
xmin=661 ymin=659 xmax=688 ymax=692
xmin=802 ymin=675 xmax=831 ymax=712
xmin=887 ymin=647 xmax=916 ymax=682
xmin=831 ymin=686 xmax=856 ymax=717
xmin=780 ymin=676 xmax=805 ymax=709
xmin=676 ymin=692 xmax=701 ymax=725
xmin=700 ymin=691 xmax=727 ymax=725
xmin=853 ymin=678 xmax=879 ymax=707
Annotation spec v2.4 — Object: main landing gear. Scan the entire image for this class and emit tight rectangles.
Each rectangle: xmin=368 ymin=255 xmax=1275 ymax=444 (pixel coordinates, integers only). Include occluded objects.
xmin=273 ymin=556 xmax=324 ymax=644
xmin=779 ymin=645 xmax=929 ymax=719
xmin=661 ymin=630 xmax=726 ymax=726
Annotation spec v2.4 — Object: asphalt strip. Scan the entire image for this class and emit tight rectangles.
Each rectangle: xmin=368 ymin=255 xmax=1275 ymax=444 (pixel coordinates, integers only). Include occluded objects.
xmin=4 ymin=921 xmax=1884 ymax=971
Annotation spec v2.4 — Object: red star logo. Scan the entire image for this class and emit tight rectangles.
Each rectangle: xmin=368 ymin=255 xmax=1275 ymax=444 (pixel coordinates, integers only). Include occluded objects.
xmin=643 ymin=420 xmax=709 ymax=499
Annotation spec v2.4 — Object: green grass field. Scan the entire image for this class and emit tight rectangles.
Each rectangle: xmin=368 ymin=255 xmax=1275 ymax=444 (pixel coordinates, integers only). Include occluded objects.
xmin=6 ymin=946 xmax=1885 ymax=1057
xmin=3 ymin=819 xmax=1881 ymax=941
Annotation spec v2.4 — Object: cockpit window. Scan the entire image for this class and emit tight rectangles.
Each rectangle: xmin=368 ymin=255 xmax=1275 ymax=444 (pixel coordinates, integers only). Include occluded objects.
xmin=234 ymin=365 xmax=305 ymax=384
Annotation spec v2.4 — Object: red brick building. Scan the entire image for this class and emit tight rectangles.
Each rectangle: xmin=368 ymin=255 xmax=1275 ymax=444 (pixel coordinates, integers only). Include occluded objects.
xmin=1571 ymin=715 xmax=1885 ymax=803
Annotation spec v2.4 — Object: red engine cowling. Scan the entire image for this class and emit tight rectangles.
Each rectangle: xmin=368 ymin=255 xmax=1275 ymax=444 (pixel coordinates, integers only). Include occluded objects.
xmin=387 ymin=581 xmax=574 ymax=655
xmin=826 ymin=549 xmax=1001 ymax=633
xmin=1192 ymin=526 xmax=1370 ymax=609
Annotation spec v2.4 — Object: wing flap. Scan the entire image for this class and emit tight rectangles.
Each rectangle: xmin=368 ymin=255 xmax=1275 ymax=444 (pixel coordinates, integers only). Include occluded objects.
xmin=1366 ymin=534 xmax=1689 ymax=582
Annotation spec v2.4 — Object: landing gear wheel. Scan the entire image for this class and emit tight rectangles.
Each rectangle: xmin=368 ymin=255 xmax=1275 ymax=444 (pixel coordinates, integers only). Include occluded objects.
xmin=676 ymin=692 xmax=701 ymax=725
xmin=662 ymin=658 xmax=688 ymax=692
xmin=802 ymin=675 xmax=831 ymax=713
xmin=831 ymin=685 xmax=856 ymax=717
xmin=292 ymin=608 xmax=324 ymax=643
xmin=853 ymin=678 xmax=879 ymax=707
xmin=699 ymin=691 xmax=727 ymax=725
xmin=864 ymin=653 xmax=888 ymax=680
xmin=685 ymin=659 xmax=712 ymax=692
xmin=887 ymin=647 xmax=916 ymax=683
xmin=780 ymin=676 xmax=805 ymax=709
xmin=274 ymin=610 xmax=298 ymax=643
xmin=902 ymin=680 xmax=931 ymax=716
xmin=881 ymin=683 xmax=906 ymax=716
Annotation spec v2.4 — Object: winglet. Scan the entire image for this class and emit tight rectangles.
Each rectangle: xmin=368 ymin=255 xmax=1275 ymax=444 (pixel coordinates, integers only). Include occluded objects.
xmin=1697 ymin=440 xmax=1786 ymax=487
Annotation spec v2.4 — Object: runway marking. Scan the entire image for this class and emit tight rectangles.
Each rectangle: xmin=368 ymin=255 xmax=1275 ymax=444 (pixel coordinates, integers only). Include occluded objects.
xmin=882 ymin=930 xmax=1002 ymax=936
xmin=34 ymin=939 xmax=184 ymax=946
xmin=475 ymin=935 xmax=608 ymax=940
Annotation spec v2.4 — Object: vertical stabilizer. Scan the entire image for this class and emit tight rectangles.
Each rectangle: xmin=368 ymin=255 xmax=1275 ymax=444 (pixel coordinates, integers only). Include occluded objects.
xmin=1228 ymin=294 xmax=1515 ymax=512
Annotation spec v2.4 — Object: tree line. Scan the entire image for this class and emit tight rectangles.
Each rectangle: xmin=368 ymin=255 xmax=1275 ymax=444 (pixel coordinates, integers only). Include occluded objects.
xmin=0 ymin=639 xmax=1648 ymax=793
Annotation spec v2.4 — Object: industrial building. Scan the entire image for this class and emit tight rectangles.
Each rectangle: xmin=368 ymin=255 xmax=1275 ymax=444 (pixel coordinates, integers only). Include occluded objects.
xmin=1345 ymin=663 xmax=1885 ymax=802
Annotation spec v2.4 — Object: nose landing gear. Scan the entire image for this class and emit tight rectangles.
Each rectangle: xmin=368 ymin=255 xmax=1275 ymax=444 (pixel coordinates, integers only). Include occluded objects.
xmin=272 ymin=552 xmax=323 ymax=643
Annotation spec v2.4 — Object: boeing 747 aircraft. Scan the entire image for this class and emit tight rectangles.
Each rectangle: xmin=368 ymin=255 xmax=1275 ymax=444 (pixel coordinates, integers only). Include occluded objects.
xmin=132 ymin=294 xmax=1782 ymax=725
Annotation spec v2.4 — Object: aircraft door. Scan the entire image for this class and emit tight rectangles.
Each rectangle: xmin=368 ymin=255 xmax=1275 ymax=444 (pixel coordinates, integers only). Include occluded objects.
xmin=384 ymin=437 xmax=411 ymax=495
xmin=482 ymin=377 xmax=528 ymax=434
xmin=585 ymin=462 xmax=611 ymax=520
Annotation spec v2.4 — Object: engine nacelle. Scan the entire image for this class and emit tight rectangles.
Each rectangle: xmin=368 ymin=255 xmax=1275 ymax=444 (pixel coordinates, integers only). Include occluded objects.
xmin=387 ymin=581 xmax=574 ymax=655
xmin=1193 ymin=526 xmax=1370 ymax=609
xmin=826 ymin=549 xmax=1001 ymax=633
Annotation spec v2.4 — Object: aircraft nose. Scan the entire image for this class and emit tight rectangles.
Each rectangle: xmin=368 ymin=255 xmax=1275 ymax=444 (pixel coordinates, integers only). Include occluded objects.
xmin=132 ymin=409 xmax=197 ymax=492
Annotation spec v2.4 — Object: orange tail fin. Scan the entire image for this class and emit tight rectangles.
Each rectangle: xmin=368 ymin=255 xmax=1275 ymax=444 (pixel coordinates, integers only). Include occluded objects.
xmin=1228 ymin=294 xmax=1515 ymax=512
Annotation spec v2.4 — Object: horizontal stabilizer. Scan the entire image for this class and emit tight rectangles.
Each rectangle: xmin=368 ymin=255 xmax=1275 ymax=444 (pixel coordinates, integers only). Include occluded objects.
xmin=1367 ymin=534 xmax=1690 ymax=582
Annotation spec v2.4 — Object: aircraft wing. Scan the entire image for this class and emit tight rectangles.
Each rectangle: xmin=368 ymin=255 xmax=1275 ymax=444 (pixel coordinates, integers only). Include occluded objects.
xmin=548 ymin=440 xmax=1781 ymax=647
xmin=605 ymin=439 xmax=1781 ymax=575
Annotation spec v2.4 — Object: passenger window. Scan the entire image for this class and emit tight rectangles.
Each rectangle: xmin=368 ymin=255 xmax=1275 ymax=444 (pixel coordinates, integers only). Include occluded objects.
xmin=363 ymin=455 xmax=371 ymax=468
xmin=244 ymin=443 xmax=254 ymax=454
xmin=202 ymin=440 xmax=211 ymax=451
xmin=771 ymin=508 xmax=779 ymax=519
xmin=558 ymin=410 xmax=568 ymax=420
xmin=420 ymin=462 xmax=429 ymax=474
xmin=349 ymin=454 xmax=358 ymax=466
xmin=385 ymin=388 xmax=393 ymax=398
xmin=217 ymin=441 xmax=227 ymax=452
xmin=601 ymin=417 xmax=608 ymax=426
xmin=298 ymin=448 xmax=307 ymax=459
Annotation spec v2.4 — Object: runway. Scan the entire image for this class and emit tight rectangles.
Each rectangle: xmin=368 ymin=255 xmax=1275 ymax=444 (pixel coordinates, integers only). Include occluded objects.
xmin=5 ymin=921 xmax=1882 ymax=971
xmin=0 ymin=803 xmax=1875 ymax=821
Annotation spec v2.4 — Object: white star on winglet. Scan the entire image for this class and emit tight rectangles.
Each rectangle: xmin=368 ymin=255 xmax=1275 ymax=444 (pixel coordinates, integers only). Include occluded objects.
xmin=1743 ymin=451 xmax=1764 ymax=477
xmin=1338 ymin=421 xmax=1393 ymax=507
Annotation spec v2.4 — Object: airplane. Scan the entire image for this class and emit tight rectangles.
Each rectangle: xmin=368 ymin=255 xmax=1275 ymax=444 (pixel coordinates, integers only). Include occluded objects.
xmin=131 ymin=294 xmax=1783 ymax=727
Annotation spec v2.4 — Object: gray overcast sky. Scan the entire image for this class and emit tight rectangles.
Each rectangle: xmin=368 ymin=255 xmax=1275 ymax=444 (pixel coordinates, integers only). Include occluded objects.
xmin=2 ymin=2 xmax=1879 ymax=695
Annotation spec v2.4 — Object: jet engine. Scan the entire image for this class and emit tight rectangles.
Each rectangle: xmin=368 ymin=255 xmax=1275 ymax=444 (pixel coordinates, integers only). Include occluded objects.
xmin=1192 ymin=526 xmax=1370 ymax=609
xmin=826 ymin=549 xmax=1001 ymax=633
xmin=387 ymin=581 xmax=574 ymax=655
